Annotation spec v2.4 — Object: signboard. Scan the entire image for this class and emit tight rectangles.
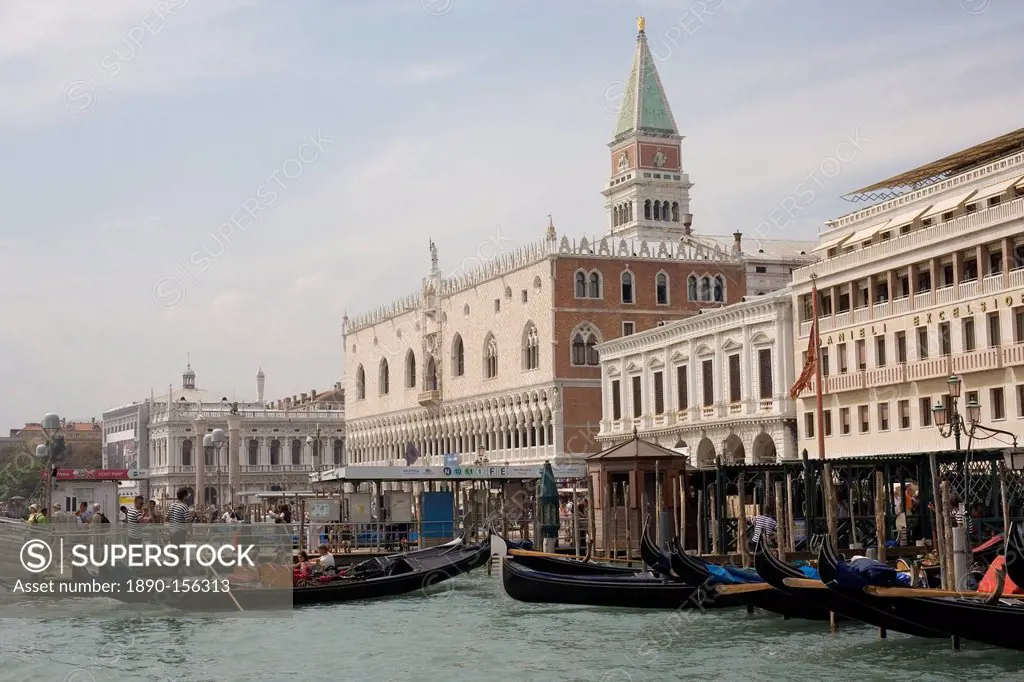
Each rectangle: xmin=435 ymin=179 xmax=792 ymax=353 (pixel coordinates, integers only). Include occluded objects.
xmin=443 ymin=454 xmax=459 ymax=468
xmin=317 ymin=463 xmax=588 ymax=482
xmin=385 ymin=491 xmax=412 ymax=523
xmin=45 ymin=469 xmax=145 ymax=481
xmin=307 ymin=499 xmax=340 ymax=523
xmin=348 ymin=493 xmax=372 ymax=523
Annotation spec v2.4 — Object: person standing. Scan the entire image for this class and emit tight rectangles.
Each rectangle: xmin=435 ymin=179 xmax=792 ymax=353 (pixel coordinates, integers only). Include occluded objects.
xmin=125 ymin=496 xmax=144 ymax=542
xmin=748 ymin=514 xmax=778 ymax=549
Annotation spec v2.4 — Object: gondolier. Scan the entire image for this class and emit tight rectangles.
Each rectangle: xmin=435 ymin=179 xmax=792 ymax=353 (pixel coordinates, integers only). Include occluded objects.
xmin=748 ymin=514 xmax=777 ymax=548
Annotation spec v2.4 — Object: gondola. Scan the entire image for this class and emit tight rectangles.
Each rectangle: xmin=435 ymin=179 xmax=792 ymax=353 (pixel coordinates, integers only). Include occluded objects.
xmin=752 ymin=536 xmax=850 ymax=623
xmin=505 ymin=551 xmax=641 ymax=577
xmin=639 ymin=518 xmax=676 ymax=577
xmin=64 ymin=537 xmax=491 ymax=611
xmin=816 ymin=535 xmax=948 ymax=638
xmin=851 ymin=570 xmax=1024 ymax=650
xmin=500 ymin=555 xmax=704 ymax=609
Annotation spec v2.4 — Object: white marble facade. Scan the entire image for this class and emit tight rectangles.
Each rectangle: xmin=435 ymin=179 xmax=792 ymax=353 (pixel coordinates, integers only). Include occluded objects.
xmin=792 ymin=135 xmax=1024 ymax=458
xmin=596 ymin=290 xmax=798 ymax=466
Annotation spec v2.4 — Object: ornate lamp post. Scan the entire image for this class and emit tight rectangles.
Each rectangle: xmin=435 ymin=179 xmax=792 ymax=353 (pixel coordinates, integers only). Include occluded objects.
xmin=35 ymin=413 xmax=61 ymax=513
xmin=932 ymin=375 xmax=965 ymax=450
xmin=932 ymin=375 xmax=1017 ymax=450
xmin=205 ymin=428 xmax=227 ymax=514
xmin=306 ymin=423 xmax=322 ymax=491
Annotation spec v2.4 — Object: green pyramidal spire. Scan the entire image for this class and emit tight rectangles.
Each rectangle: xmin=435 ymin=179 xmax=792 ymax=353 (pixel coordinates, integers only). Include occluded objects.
xmin=614 ymin=17 xmax=678 ymax=140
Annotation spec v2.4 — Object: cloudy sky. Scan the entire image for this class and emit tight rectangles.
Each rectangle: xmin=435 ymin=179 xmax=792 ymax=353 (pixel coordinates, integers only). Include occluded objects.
xmin=1 ymin=0 xmax=1021 ymax=427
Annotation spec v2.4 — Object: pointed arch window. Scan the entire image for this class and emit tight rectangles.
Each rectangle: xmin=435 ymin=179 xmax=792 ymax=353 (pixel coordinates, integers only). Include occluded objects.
xmin=248 ymin=439 xmax=258 ymax=466
xmin=270 ymin=439 xmax=280 ymax=466
xmin=452 ymin=334 xmax=465 ymax=377
xmin=379 ymin=359 xmax=390 ymax=395
xmin=425 ymin=355 xmax=438 ymax=390
xmin=291 ymin=439 xmax=302 ymax=466
xmin=656 ymin=272 xmax=669 ymax=305
xmin=405 ymin=350 xmax=417 ymax=388
xmin=687 ymin=275 xmax=698 ymax=301
xmin=484 ymin=334 xmax=498 ymax=378
xmin=355 ymin=365 xmax=366 ymax=400
xmin=700 ymin=276 xmax=712 ymax=302
xmin=181 ymin=439 xmax=192 ymax=467
xmin=523 ymin=323 xmax=540 ymax=370
xmin=621 ymin=270 xmax=634 ymax=304
xmin=574 ymin=270 xmax=587 ymax=298
xmin=714 ymin=275 xmax=725 ymax=302
xmin=571 ymin=323 xmax=601 ymax=366
xmin=588 ymin=270 xmax=602 ymax=298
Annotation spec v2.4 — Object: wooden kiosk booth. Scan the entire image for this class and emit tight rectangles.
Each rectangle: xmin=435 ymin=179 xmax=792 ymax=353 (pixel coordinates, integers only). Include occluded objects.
xmin=587 ymin=432 xmax=694 ymax=558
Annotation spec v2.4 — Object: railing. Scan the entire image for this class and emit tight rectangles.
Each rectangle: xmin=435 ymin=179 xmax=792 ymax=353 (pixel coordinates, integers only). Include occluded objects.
xmin=148 ymin=464 xmax=315 ymax=476
xmin=951 ymin=348 xmax=1001 ymax=374
xmin=793 ymin=195 xmax=1024 ymax=282
xmin=983 ymin=273 xmax=1004 ymax=294
xmin=758 ymin=399 xmax=774 ymax=412
xmin=935 ymin=285 xmax=955 ymax=305
xmin=905 ymin=356 xmax=951 ymax=381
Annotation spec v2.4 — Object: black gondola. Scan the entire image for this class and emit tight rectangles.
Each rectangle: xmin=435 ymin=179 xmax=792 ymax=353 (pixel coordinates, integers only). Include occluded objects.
xmin=752 ymin=536 xmax=849 ymax=623
xmin=505 ymin=551 xmax=641 ymax=576
xmin=72 ymin=537 xmax=492 ymax=611
xmin=639 ymin=518 xmax=676 ymax=578
xmin=816 ymin=535 xmax=947 ymax=638
xmin=500 ymin=555 xmax=705 ymax=609
xmin=855 ymin=577 xmax=1024 ymax=650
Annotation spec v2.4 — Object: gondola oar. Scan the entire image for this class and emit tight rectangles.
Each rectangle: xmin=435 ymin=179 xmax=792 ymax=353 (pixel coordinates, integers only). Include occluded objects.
xmin=782 ymin=577 xmax=828 ymax=589
xmin=712 ymin=582 xmax=775 ymax=595
xmin=863 ymin=585 xmax=1010 ymax=600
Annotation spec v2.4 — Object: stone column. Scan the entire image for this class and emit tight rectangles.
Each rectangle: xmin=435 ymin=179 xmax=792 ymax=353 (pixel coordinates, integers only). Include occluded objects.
xmin=193 ymin=418 xmax=206 ymax=507
xmin=226 ymin=413 xmax=242 ymax=506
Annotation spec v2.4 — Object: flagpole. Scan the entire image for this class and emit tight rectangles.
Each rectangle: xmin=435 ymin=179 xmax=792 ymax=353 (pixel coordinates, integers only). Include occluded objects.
xmin=811 ymin=273 xmax=826 ymax=461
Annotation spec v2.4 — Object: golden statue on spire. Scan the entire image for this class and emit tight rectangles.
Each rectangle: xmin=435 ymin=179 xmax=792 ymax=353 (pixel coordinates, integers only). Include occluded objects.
xmin=637 ymin=16 xmax=645 ymax=32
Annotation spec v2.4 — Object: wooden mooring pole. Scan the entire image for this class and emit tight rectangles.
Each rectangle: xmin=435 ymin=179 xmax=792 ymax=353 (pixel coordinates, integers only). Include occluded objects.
xmin=875 ymin=470 xmax=887 ymax=565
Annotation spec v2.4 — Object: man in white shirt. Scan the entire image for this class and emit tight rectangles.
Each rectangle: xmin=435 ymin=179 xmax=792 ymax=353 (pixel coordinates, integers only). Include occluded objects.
xmin=317 ymin=544 xmax=336 ymax=571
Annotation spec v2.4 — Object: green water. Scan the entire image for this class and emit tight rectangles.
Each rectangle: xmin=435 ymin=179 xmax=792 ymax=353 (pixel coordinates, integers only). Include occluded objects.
xmin=2 ymin=572 xmax=1023 ymax=682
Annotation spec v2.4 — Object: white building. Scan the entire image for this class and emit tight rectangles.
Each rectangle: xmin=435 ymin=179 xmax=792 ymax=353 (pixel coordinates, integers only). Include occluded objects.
xmin=792 ymin=128 xmax=1024 ymax=457
xmin=596 ymin=290 xmax=798 ymax=465
xmin=102 ymin=364 xmax=345 ymax=504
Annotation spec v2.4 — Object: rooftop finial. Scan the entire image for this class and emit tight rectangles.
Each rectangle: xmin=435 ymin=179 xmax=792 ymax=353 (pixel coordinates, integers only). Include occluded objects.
xmin=546 ymin=214 xmax=556 ymax=240
xmin=637 ymin=15 xmax=645 ymax=33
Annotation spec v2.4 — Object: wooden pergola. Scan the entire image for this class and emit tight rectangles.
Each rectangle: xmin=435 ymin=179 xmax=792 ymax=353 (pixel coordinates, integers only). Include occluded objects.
xmin=587 ymin=431 xmax=694 ymax=557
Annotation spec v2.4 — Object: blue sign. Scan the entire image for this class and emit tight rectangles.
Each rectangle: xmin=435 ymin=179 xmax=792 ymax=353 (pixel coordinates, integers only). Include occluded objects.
xmin=443 ymin=454 xmax=459 ymax=468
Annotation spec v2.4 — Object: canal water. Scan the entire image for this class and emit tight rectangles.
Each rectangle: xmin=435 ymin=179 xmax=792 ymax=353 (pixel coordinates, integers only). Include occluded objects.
xmin=2 ymin=571 xmax=1023 ymax=681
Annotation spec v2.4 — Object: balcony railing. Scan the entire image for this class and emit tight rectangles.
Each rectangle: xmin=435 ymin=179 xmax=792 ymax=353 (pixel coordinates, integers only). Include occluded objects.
xmin=793 ymin=195 xmax=1024 ymax=283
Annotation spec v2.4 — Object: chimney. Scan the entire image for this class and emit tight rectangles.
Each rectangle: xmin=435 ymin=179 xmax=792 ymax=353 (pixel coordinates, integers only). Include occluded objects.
xmin=310 ymin=389 xmax=317 ymax=401
xmin=335 ymin=381 xmax=342 ymax=392
xmin=733 ymin=231 xmax=743 ymax=254
xmin=301 ymin=392 xmax=308 ymax=402
xmin=682 ymin=213 xmax=693 ymax=235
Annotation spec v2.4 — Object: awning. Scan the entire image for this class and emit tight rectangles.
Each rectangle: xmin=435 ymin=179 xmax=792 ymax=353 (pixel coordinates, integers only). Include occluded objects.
xmin=886 ymin=204 xmax=932 ymax=231
xmin=811 ymin=230 xmax=853 ymax=253
xmin=846 ymin=219 xmax=891 ymax=246
xmin=922 ymin=188 xmax=978 ymax=219
xmin=973 ymin=174 xmax=1024 ymax=202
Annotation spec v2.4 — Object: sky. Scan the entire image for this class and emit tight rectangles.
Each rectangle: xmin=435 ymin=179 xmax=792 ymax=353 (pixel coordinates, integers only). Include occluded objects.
xmin=1 ymin=0 xmax=1022 ymax=427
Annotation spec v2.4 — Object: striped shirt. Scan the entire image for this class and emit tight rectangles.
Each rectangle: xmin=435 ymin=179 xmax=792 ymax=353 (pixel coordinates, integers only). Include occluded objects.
xmin=125 ymin=506 xmax=142 ymax=538
xmin=166 ymin=502 xmax=190 ymax=534
xmin=750 ymin=515 xmax=778 ymax=544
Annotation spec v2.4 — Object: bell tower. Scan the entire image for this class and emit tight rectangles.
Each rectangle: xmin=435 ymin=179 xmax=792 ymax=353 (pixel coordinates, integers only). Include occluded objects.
xmin=602 ymin=16 xmax=693 ymax=242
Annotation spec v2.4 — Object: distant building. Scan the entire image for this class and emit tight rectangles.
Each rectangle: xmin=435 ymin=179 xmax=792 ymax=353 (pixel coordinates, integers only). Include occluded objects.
xmin=101 ymin=364 xmax=345 ymax=504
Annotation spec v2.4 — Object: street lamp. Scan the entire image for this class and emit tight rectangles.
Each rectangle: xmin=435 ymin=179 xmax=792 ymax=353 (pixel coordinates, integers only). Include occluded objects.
xmin=206 ymin=428 xmax=226 ymax=513
xmin=933 ymin=376 xmax=1018 ymax=450
xmin=37 ymin=413 xmax=61 ymax=514
xmin=306 ymin=423 xmax=322 ymax=482
xmin=932 ymin=375 xmax=965 ymax=450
